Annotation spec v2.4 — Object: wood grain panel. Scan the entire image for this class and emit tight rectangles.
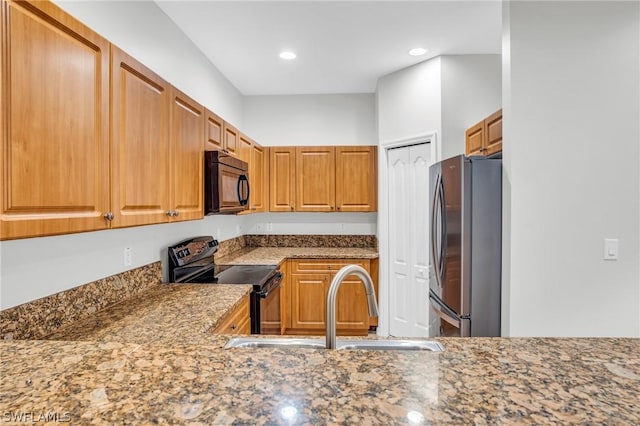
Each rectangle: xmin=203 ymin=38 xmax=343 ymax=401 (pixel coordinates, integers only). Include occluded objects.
xmin=295 ymin=146 xmax=335 ymax=212
xmin=110 ymin=46 xmax=170 ymax=228
xmin=223 ymin=122 xmax=238 ymax=157
xmin=485 ymin=109 xmax=503 ymax=156
xmin=1 ymin=0 xmax=110 ymax=239
xmin=335 ymin=146 xmax=377 ymax=212
xmin=169 ymin=86 xmax=204 ymax=222
xmin=291 ymin=274 xmax=327 ymax=329
xmin=279 ymin=260 xmax=291 ymax=334
xmin=269 ymin=147 xmax=296 ymax=212
xmin=465 ymin=120 xmax=485 ymax=156
xmin=250 ymin=143 xmax=268 ymax=212
xmin=204 ymin=109 xmax=223 ymax=151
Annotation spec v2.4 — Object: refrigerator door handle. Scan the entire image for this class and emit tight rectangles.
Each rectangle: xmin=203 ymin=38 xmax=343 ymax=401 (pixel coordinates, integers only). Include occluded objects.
xmin=438 ymin=176 xmax=447 ymax=279
xmin=430 ymin=174 xmax=443 ymax=288
xmin=429 ymin=292 xmax=461 ymax=328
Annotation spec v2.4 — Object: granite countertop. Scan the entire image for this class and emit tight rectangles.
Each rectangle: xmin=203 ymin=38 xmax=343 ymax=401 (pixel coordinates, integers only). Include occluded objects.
xmin=1 ymin=337 xmax=638 ymax=424
xmin=3 ymin=249 xmax=639 ymax=424
xmin=216 ymin=246 xmax=379 ymax=266
xmin=44 ymin=284 xmax=251 ymax=347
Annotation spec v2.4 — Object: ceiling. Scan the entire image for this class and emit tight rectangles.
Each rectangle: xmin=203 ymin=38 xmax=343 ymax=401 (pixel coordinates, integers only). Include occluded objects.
xmin=156 ymin=1 xmax=502 ymax=95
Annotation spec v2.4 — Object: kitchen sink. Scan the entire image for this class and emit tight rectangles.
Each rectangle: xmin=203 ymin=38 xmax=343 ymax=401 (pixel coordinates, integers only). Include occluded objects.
xmin=224 ymin=337 xmax=444 ymax=352
xmin=336 ymin=339 xmax=444 ymax=351
xmin=224 ymin=337 xmax=326 ymax=349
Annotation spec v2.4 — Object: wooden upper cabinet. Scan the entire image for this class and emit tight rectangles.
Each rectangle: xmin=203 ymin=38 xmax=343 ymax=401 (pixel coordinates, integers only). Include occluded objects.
xmin=169 ymin=87 xmax=204 ymax=222
xmin=238 ymin=133 xmax=252 ymax=165
xmin=295 ymin=147 xmax=336 ymax=212
xmin=204 ymin=109 xmax=224 ymax=152
xmin=335 ymin=146 xmax=377 ymax=212
xmin=484 ymin=109 xmax=503 ymax=156
xmin=110 ymin=46 xmax=171 ymax=228
xmin=465 ymin=121 xmax=485 ymax=156
xmin=465 ymin=109 xmax=502 ymax=157
xmin=224 ymin=123 xmax=239 ymax=157
xmin=250 ymin=143 xmax=269 ymax=213
xmin=0 ymin=0 xmax=110 ymax=240
xmin=269 ymin=147 xmax=296 ymax=212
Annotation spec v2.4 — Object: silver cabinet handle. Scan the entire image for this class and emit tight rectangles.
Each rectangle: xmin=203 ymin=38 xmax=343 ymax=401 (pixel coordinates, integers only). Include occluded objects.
xmin=104 ymin=212 xmax=114 ymax=221
xmin=173 ymin=210 xmax=179 ymax=217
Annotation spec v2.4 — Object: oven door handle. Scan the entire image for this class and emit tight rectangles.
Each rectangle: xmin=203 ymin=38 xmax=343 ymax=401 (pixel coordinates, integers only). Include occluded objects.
xmin=257 ymin=271 xmax=283 ymax=298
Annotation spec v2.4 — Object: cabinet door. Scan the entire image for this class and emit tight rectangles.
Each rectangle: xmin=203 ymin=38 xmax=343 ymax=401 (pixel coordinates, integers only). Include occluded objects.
xmin=238 ymin=133 xmax=252 ymax=165
xmin=335 ymin=276 xmax=370 ymax=330
xmin=269 ymin=147 xmax=296 ymax=212
xmin=465 ymin=120 xmax=485 ymax=156
xmin=111 ymin=46 xmax=171 ymax=227
xmin=250 ymin=143 xmax=269 ymax=213
xmin=484 ymin=109 xmax=503 ymax=156
xmin=290 ymin=273 xmax=328 ymax=330
xmin=295 ymin=147 xmax=335 ymax=212
xmin=205 ymin=109 xmax=224 ymax=152
xmin=1 ymin=0 xmax=110 ymax=240
xmin=335 ymin=146 xmax=377 ymax=212
xmin=223 ymin=123 xmax=239 ymax=157
xmin=169 ymin=87 xmax=204 ymax=222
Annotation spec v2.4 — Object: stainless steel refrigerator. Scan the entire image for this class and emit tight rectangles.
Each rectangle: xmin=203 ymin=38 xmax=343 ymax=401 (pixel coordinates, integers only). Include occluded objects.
xmin=428 ymin=154 xmax=502 ymax=337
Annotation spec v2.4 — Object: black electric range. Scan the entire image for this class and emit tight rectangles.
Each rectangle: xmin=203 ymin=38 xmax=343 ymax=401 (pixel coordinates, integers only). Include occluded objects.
xmin=167 ymin=236 xmax=282 ymax=334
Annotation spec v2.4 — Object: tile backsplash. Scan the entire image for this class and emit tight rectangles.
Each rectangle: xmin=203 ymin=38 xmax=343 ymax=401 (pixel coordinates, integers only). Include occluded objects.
xmin=0 ymin=262 xmax=162 ymax=340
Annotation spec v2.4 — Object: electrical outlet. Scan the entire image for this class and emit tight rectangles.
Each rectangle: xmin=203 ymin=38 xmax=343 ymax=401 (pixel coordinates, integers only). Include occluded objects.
xmin=267 ymin=222 xmax=273 ymax=232
xmin=123 ymin=247 xmax=132 ymax=267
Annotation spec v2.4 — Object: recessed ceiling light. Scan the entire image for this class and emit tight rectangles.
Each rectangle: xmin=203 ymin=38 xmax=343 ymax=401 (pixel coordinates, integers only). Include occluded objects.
xmin=408 ymin=47 xmax=428 ymax=56
xmin=279 ymin=51 xmax=297 ymax=60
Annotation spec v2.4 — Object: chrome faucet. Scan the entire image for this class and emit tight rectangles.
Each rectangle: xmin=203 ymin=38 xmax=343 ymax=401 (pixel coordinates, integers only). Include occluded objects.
xmin=326 ymin=265 xmax=379 ymax=349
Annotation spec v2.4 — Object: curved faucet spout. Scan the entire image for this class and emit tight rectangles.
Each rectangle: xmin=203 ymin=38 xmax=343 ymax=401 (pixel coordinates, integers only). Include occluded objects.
xmin=326 ymin=265 xmax=379 ymax=349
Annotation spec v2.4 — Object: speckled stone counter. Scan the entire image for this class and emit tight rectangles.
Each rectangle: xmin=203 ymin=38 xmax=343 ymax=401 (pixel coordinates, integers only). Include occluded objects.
xmin=217 ymin=246 xmax=379 ymax=266
xmin=1 ymin=338 xmax=638 ymax=424
xmin=44 ymin=284 xmax=251 ymax=346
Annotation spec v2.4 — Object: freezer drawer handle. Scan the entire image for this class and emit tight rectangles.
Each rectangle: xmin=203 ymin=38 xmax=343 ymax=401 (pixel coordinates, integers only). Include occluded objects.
xmin=429 ymin=294 xmax=461 ymax=328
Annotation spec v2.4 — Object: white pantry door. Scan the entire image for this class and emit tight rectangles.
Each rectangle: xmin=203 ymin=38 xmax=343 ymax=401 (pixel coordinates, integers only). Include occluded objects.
xmin=388 ymin=143 xmax=431 ymax=337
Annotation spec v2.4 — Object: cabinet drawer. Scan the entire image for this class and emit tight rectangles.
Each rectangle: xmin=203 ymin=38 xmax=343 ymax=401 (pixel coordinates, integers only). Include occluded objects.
xmin=291 ymin=259 xmax=369 ymax=274
xmin=212 ymin=295 xmax=250 ymax=334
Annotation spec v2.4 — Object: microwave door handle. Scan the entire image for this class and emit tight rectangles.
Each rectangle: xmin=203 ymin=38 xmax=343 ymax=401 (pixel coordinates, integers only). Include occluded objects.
xmin=236 ymin=175 xmax=249 ymax=206
xmin=243 ymin=175 xmax=250 ymax=205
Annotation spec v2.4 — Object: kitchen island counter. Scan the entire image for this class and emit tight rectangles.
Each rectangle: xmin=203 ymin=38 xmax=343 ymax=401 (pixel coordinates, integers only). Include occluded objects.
xmin=1 ymin=337 xmax=638 ymax=424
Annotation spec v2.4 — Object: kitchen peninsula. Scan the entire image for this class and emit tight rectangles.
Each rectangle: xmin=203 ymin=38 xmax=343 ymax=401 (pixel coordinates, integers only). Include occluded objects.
xmin=2 ymin=241 xmax=639 ymax=424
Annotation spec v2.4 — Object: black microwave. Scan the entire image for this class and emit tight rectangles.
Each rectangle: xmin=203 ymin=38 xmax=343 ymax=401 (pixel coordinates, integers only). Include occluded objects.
xmin=204 ymin=151 xmax=250 ymax=214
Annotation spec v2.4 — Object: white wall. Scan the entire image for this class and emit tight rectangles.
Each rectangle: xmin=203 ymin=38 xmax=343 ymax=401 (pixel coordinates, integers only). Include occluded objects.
xmin=243 ymin=213 xmax=377 ymax=235
xmin=53 ymin=0 xmax=243 ymax=125
xmin=441 ymin=55 xmax=502 ymax=160
xmin=503 ymin=1 xmax=640 ymax=337
xmin=376 ymin=57 xmax=442 ymax=147
xmin=242 ymin=94 xmax=379 ymax=237
xmin=0 ymin=1 xmax=246 ymax=309
xmin=375 ymin=57 xmax=443 ymax=336
xmin=243 ymin=94 xmax=375 ymax=146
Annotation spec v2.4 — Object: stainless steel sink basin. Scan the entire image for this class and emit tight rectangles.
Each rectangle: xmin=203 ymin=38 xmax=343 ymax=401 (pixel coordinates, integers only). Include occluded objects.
xmin=224 ymin=337 xmax=325 ymax=349
xmin=336 ymin=339 xmax=444 ymax=352
xmin=224 ymin=337 xmax=444 ymax=352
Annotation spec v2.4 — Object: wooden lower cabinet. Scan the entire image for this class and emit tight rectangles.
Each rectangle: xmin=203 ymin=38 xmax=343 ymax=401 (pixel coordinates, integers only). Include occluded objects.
xmin=212 ymin=294 xmax=250 ymax=334
xmin=286 ymin=259 xmax=375 ymax=336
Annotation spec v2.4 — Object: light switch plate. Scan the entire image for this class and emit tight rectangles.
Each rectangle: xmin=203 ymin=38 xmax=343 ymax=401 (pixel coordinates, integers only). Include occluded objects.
xmin=603 ymin=238 xmax=619 ymax=260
